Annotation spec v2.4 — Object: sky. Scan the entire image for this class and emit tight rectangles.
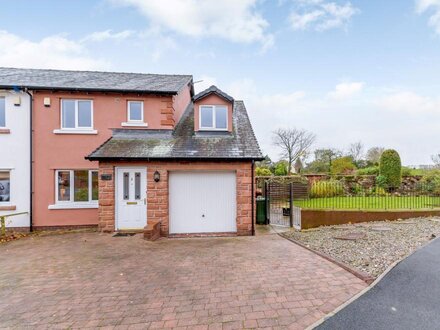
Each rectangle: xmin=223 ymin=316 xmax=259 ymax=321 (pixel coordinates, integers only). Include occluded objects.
xmin=1 ymin=0 xmax=440 ymax=166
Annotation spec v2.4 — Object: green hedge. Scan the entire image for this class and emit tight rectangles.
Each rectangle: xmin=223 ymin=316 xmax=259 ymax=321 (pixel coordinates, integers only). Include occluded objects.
xmin=379 ymin=149 xmax=402 ymax=189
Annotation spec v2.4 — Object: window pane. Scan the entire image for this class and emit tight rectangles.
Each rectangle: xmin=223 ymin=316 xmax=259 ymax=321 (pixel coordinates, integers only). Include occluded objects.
xmin=200 ymin=106 xmax=213 ymax=128
xmin=0 ymin=98 xmax=5 ymax=127
xmin=78 ymin=101 xmax=92 ymax=127
xmin=0 ymin=172 xmax=10 ymax=202
xmin=74 ymin=170 xmax=89 ymax=202
xmin=91 ymin=171 xmax=99 ymax=201
xmin=129 ymin=102 xmax=142 ymax=121
xmin=62 ymin=100 xmax=75 ymax=128
xmin=135 ymin=172 xmax=141 ymax=200
xmin=123 ymin=172 xmax=129 ymax=200
xmin=57 ymin=171 xmax=70 ymax=202
xmin=215 ymin=106 xmax=227 ymax=129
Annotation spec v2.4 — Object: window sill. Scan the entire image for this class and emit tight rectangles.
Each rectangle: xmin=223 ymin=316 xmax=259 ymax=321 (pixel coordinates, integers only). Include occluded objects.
xmin=0 ymin=205 xmax=16 ymax=211
xmin=198 ymin=128 xmax=228 ymax=132
xmin=0 ymin=128 xmax=11 ymax=134
xmin=121 ymin=122 xmax=148 ymax=127
xmin=48 ymin=203 xmax=98 ymax=210
xmin=53 ymin=129 xmax=98 ymax=135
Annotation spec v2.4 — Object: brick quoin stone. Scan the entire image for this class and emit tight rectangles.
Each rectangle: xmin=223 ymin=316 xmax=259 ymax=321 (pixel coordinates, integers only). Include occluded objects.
xmin=98 ymin=161 xmax=255 ymax=236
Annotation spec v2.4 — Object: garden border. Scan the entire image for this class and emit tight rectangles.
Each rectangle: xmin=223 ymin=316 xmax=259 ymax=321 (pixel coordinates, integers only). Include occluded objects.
xmin=301 ymin=209 xmax=440 ymax=229
xmin=279 ymin=231 xmax=375 ymax=284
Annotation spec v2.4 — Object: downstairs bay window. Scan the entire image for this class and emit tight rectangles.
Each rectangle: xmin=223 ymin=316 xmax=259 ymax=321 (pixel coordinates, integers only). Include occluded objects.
xmin=50 ymin=170 xmax=98 ymax=209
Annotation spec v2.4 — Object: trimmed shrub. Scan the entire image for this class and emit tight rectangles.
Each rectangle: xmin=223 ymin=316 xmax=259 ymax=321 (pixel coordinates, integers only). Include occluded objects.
xmin=379 ymin=149 xmax=402 ymax=189
xmin=376 ymin=175 xmax=388 ymax=188
xmin=419 ymin=172 xmax=440 ymax=195
xmin=310 ymin=180 xmax=344 ymax=198
xmin=274 ymin=161 xmax=288 ymax=176
xmin=255 ymin=167 xmax=272 ymax=176
xmin=357 ymin=166 xmax=379 ymax=175
xmin=330 ymin=157 xmax=356 ymax=175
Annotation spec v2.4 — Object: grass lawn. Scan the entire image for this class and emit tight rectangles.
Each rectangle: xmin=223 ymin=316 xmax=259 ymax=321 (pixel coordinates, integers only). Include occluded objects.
xmin=293 ymin=196 xmax=440 ymax=210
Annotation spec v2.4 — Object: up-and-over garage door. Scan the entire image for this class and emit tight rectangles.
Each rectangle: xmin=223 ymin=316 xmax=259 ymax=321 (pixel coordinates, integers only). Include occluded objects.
xmin=169 ymin=171 xmax=237 ymax=234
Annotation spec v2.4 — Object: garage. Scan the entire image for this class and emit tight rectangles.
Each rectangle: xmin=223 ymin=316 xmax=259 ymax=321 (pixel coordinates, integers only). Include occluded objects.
xmin=169 ymin=171 xmax=237 ymax=234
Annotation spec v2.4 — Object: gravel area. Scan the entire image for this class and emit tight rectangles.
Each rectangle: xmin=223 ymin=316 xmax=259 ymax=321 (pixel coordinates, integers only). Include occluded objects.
xmin=283 ymin=217 xmax=440 ymax=277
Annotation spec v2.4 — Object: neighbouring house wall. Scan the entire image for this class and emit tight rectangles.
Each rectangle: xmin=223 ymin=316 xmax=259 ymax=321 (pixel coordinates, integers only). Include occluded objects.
xmin=301 ymin=209 xmax=440 ymax=229
xmin=98 ymin=161 xmax=254 ymax=236
xmin=32 ymin=91 xmax=190 ymax=228
xmin=0 ymin=91 xmax=30 ymax=228
xmin=194 ymin=94 xmax=233 ymax=132
xmin=172 ymin=83 xmax=192 ymax=126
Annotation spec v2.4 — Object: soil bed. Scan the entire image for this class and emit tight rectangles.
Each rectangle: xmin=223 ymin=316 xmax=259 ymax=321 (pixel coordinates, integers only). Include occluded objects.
xmin=283 ymin=217 xmax=440 ymax=277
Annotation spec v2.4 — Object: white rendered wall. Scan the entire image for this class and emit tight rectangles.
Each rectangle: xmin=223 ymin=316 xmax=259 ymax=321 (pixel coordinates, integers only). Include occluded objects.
xmin=0 ymin=90 xmax=30 ymax=228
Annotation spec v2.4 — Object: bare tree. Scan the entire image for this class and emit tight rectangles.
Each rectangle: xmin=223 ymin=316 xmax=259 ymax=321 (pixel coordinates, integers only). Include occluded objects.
xmin=432 ymin=153 xmax=440 ymax=168
xmin=348 ymin=141 xmax=364 ymax=162
xmin=272 ymin=128 xmax=316 ymax=174
xmin=366 ymin=147 xmax=385 ymax=165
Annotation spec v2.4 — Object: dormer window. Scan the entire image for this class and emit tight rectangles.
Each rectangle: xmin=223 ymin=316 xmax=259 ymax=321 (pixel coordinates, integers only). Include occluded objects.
xmin=199 ymin=105 xmax=227 ymax=131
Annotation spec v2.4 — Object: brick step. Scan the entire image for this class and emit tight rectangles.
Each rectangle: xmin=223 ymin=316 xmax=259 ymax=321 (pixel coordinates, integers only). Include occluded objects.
xmin=143 ymin=221 xmax=161 ymax=241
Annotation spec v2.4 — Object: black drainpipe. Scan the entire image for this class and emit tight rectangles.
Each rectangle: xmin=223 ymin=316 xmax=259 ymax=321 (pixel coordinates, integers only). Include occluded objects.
xmin=251 ymin=160 xmax=255 ymax=236
xmin=24 ymin=89 xmax=33 ymax=232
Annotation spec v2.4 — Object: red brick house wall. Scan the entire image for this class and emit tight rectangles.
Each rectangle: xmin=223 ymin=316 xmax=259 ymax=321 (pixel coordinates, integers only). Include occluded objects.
xmin=98 ymin=161 xmax=255 ymax=236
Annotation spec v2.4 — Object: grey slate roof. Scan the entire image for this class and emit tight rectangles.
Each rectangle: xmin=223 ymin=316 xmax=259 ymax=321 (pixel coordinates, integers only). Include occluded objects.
xmin=193 ymin=85 xmax=234 ymax=103
xmin=87 ymin=101 xmax=263 ymax=160
xmin=0 ymin=67 xmax=192 ymax=94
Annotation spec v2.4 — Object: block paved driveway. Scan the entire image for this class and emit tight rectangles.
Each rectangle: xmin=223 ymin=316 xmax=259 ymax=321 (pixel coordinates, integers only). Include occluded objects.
xmin=0 ymin=231 xmax=366 ymax=329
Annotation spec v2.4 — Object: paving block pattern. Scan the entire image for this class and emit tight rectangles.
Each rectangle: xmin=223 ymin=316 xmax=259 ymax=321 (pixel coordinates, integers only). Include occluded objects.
xmin=0 ymin=232 xmax=366 ymax=329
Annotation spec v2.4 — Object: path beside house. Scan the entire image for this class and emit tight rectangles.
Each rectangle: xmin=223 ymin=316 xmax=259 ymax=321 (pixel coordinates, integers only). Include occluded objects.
xmin=316 ymin=237 xmax=440 ymax=330
xmin=0 ymin=232 xmax=365 ymax=329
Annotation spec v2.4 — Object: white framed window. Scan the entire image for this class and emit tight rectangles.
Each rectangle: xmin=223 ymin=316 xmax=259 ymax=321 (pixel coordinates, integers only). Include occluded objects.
xmin=199 ymin=105 xmax=228 ymax=131
xmin=0 ymin=171 xmax=10 ymax=203
xmin=0 ymin=97 xmax=5 ymax=128
xmin=128 ymin=101 xmax=143 ymax=122
xmin=53 ymin=170 xmax=98 ymax=208
xmin=59 ymin=99 xmax=94 ymax=131
xmin=122 ymin=101 xmax=147 ymax=127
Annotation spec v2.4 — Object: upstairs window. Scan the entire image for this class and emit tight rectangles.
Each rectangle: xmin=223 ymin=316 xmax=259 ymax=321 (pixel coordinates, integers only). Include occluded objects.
xmin=0 ymin=97 xmax=5 ymax=127
xmin=128 ymin=101 xmax=144 ymax=122
xmin=61 ymin=100 xmax=93 ymax=130
xmin=199 ymin=105 xmax=228 ymax=130
xmin=0 ymin=171 xmax=10 ymax=202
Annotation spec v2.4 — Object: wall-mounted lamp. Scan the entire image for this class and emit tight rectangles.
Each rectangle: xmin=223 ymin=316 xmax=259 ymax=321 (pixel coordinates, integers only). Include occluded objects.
xmin=153 ymin=171 xmax=160 ymax=182
xmin=13 ymin=96 xmax=21 ymax=106
xmin=43 ymin=97 xmax=51 ymax=107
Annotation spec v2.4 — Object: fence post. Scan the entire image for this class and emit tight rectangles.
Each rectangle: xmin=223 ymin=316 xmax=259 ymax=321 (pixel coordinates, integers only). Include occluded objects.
xmin=289 ymin=182 xmax=293 ymax=228
xmin=265 ymin=182 xmax=269 ymax=225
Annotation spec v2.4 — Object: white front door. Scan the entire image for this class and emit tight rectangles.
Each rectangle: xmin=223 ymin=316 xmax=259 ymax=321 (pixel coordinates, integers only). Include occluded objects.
xmin=116 ymin=167 xmax=147 ymax=230
xmin=169 ymin=171 xmax=237 ymax=234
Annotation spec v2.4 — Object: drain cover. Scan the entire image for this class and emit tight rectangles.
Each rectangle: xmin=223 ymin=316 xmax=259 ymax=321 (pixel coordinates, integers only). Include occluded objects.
xmin=113 ymin=232 xmax=136 ymax=237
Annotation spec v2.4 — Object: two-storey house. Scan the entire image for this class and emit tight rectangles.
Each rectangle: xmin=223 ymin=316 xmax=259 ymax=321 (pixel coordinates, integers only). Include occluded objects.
xmin=0 ymin=68 xmax=263 ymax=237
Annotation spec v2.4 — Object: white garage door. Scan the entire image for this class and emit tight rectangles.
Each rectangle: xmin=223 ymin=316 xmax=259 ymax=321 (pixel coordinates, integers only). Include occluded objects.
xmin=169 ymin=171 xmax=237 ymax=234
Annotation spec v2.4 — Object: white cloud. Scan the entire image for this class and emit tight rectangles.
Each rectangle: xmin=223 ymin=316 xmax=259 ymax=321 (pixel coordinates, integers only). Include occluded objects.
xmin=81 ymin=29 xmax=135 ymax=42
xmin=377 ymin=91 xmax=440 ymax=114
xmin=416 ymin=0 xmax=440 ymax=34
xmin=289 ymin=0 xmax=359 ymax=31
xmin=327 ymin=81 xmax=364 ymax=100
xmin=0 ymin=30 xmax=108 ymax=70
xmin=110 ymin=0 xmax=273 ymax=48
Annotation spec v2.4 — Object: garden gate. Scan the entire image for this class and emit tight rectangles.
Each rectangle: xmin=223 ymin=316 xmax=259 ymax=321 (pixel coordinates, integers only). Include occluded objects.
xmin=263 ymin=179 xmax=306 ymax=229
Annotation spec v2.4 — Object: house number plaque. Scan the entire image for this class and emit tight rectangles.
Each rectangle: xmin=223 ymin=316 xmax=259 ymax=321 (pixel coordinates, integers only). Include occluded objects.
xmin=101 ymin=174 xmax=112 ymax=181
